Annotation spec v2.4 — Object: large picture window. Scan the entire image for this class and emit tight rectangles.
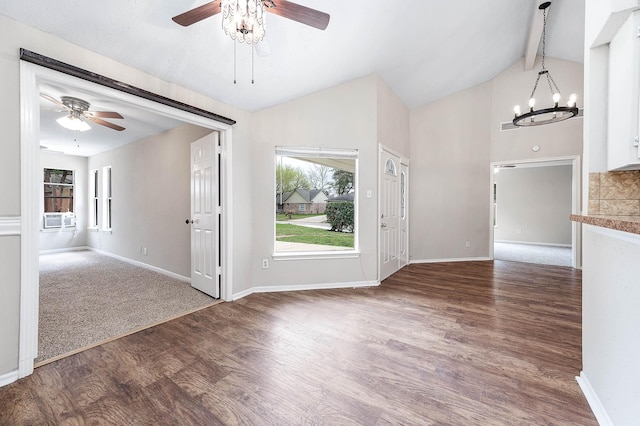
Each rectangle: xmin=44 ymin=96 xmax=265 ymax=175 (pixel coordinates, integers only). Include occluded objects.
xmin=275 ymin=147 xmax=357 ymax=254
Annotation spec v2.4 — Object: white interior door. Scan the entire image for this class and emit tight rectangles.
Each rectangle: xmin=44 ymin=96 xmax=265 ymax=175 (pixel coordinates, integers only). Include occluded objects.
xmin=190 ymin=133 xmax=220 ymax=298
xmin=380 ymin=147 xmax=400 ymax=281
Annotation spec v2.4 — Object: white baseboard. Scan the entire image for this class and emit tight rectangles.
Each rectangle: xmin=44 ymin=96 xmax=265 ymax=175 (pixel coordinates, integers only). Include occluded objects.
xmin=0 ymin=369 xmax=19 ymax=387
xmin=39 ymin=245 xmax=90 ymax=255
xmin=232 ymin=280 xmax=380 ymax=301
xmin=410 ymin=257 xmax=491 ymax=264
xmin=495 ymin=240 xmax=571 ymax=248
xmin=576 ymin=371 xmax=613 ymax=426
xmin=88 ymin=248 xmax=191 ymax=283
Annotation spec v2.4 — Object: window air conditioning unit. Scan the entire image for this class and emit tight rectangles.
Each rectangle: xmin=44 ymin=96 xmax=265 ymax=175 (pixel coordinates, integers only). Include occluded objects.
xmin=43 ymin=213 xmax=76 ymax=229
xmin=43 ymin=213 xmax=63 ymax=229
xmin=63 ymin=215 xmax=76 ymax=228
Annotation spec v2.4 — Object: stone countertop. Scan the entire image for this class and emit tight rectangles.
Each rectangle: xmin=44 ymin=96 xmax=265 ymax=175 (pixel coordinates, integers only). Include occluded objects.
xmin=570 ymin=214 xmax=640 ymax=235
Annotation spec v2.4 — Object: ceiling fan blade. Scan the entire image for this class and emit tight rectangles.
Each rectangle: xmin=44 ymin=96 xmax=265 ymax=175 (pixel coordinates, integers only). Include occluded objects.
xmin=266 ymin=0 xmax=330 ymax=30
xmin=86 ymin=117 xmax=126 ymax=132
xmin=40 ymin=93 xmax=70 ymax=110
xmin=172 ymin=1 xmax=221 ymax=26
xmin=85 ymin=111 xmax=124 ymax=119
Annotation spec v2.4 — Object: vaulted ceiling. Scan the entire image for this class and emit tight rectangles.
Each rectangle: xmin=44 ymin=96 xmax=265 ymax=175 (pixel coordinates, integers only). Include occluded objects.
xmin=0 ymin=0 xmax=585 ymax=155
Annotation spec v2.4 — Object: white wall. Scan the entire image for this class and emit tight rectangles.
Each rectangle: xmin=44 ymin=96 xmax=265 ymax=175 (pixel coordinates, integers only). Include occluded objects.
xmin=39 ymin=151 xmax=88 ymax=252
xmin=250 ymin=75 xmax=381 ymax=288
xmin=409 ymin=57 xmax=583 ymax=263
xmin=410 ymin=82 xmax=493 ymax=261
xmin=377 ymin=77 xmax=410 ymax=157
xmin=494 ymin=165 xmax=572 ymax=245
xmin=87 ymin=124 xmax=212 ymax=278
xmin=0 ymin=14 xmax=252 ymax=378
xmin=581 ymin=226 xmax=640 ymax=425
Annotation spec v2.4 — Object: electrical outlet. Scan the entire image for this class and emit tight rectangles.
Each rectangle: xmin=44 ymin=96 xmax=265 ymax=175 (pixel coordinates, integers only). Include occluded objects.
xmin=465 ymin=241 xmax=470 ymax=248
xmin=143 ymin=247 xmax=148 ymax=256
xmin=262 ymin=258 xmax=269 ymax=269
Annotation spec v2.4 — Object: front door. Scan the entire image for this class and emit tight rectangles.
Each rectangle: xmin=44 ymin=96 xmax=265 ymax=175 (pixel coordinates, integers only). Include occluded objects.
xmin=190 ymin=133 xmax=220 ymax=298
xmin=380 ymin=147 xmax=400 ymax=280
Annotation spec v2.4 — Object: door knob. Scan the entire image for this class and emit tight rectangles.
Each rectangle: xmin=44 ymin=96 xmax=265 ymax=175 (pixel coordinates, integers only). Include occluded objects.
xmin=186 ymin=219 xmax=198 ymax=224
xmin=381 ymin=223 xmax=387 ymax=228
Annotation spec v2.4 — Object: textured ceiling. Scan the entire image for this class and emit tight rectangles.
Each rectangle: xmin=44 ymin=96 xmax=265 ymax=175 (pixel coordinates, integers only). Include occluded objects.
xmin=0 ymin=0 xmax=585 ymax=155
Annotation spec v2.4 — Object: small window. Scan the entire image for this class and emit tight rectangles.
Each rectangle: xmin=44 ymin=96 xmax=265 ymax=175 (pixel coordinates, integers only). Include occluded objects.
xmin=103 ymin=166 xmax=112 ymax=230
xmin=275 ymin=147 xmax=358 ymax=254
xmin=90 ymin=169 xmax=99 ymax=228
xmin=385 ymin=159 xmax=397 ymax=176
xmin=43 ymin=168 xmax=75 ymax=229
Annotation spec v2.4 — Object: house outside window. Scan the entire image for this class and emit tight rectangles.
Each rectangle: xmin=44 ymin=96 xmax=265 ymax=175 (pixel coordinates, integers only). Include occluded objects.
xmin=275 ymin=147 xmax=358 ymax=255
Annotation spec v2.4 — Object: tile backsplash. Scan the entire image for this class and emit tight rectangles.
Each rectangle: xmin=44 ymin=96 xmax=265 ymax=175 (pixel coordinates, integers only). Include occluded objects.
xmin=589 ymin=171 xmax=640 ymax=215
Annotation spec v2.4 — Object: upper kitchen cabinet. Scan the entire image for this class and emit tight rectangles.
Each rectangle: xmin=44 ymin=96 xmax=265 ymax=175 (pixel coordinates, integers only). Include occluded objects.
xmin=609 ymin=11 xmax=640 ymax=170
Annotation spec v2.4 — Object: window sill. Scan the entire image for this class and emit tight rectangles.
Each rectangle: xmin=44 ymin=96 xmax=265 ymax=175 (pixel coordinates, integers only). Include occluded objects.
xmin=87 ymin=227 xmax=99 ymax=232
xmin=41 ymin=227 xmax=77 ymax=233
xmin=101 ymin=228 xmax=112 ymax=234
xmin=272 ymin=250 xmax=360 ymax=261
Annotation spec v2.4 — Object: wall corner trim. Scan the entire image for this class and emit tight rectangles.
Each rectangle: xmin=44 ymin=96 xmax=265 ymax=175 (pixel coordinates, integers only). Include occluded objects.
xmin=0 ymin=369 xmax=19 ymax=388
xmin=576 ymin=371 xmax=613 ymax=426
xmin=0 ymin=216 xmax=21 ymax=236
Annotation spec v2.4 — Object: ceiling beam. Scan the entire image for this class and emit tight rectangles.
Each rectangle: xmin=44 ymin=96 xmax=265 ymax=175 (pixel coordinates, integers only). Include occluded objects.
xmin=524 ymin=0 xmax=550 ymax=71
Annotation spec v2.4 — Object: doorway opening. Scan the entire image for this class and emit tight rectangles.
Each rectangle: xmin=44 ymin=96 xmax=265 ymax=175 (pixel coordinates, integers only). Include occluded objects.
xmin=489 ymin=157 xmax=580 ymax=268
xmin=19 ymin=60 xmax=233 ymax=378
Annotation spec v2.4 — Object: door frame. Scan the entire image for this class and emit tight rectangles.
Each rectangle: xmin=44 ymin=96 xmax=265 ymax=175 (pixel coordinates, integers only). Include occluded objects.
xmin=18 ymin=61 xmax=234 ymax=379
xmin=489 ymin=155 xmax=581 ymax=268
xmin=378 ymin=144 xmax=410 ymax=281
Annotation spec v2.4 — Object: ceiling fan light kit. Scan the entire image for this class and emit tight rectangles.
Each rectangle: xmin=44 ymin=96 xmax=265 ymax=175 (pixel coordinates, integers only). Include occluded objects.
xmin=512 ymin=1 xmax=578 ymax=127
xmin=56 ymin=115 xmax=91 ymax=131
xmin=172 ymin=0 xmax=330 ymax=83
xmin=41 ymin=93 xmax=126 ymax=132
xmin=221 ymin=0 xmax=266 ymax=43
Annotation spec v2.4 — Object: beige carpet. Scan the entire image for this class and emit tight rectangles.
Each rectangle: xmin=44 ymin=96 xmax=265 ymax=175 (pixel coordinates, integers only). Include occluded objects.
xmin=38 ymin=250 xmax=216 ymax=364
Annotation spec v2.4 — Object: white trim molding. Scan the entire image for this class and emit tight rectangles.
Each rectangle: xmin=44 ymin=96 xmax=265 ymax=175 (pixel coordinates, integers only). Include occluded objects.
xmin=410 ymin=257 xmax=491 ymax=264
xmin=0 ymin=369 xmax=19 ymax=387
xmin=232 ymin=280 xmax=380 ymax=301
xmin=89 ymin=248 xmax=191 ymax=283
xmin=0 ymin=217 xmax=21 ymax=236
xmin=576 ymin=371 xmax=613 ymax=426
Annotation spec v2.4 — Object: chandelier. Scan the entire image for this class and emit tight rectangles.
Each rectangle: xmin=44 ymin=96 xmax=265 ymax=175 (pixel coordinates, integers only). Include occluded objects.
xmin=513 ymin=1 xmax=578 ymax=127
xmin=221 ymin=0 xmax=266 ymax=44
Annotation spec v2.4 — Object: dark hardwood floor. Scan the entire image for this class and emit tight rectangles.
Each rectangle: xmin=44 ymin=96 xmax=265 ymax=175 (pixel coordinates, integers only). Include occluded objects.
xmin=0 ymin=260 xmax=596 ymax=425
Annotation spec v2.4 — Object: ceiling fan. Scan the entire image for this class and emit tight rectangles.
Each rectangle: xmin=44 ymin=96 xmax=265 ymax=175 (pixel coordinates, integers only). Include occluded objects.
xmin=40 ymin=93 xmax=126 ymax=132
xmin=172 ymin=0 xmax=330 ymax=31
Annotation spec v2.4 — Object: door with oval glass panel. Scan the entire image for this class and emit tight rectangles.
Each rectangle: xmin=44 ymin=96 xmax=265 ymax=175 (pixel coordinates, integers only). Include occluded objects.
xmin=379 ymin=146 xmax=402 ymax=281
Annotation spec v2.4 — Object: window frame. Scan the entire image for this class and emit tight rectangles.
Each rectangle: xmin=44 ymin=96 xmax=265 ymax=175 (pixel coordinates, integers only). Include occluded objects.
xmin=102 ymin=166 xmax=112 ymax=231
xmin=274 ymin=147 xmax=359 ymax=260
xmin=42 ymin=168 xmax=76 ymax=230
xmin=89 ymin=168 xmax=99 ymax=229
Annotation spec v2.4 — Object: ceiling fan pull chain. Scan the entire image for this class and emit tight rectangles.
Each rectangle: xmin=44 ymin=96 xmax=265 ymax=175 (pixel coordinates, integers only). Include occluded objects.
xmin=233 ymin=39 xmax=237 ymax=84
xmin=252 ymin=44 xmax=255 ymax=84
